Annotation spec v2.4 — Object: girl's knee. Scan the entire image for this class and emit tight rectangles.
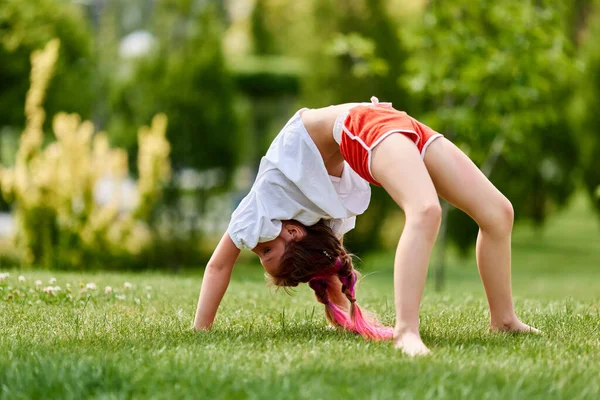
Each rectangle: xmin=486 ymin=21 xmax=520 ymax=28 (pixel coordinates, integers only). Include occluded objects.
xmin=501 ymin=197 xmax=514 ymax=226
xmin=480 ymin=196 xmax=514 ymax=236
xmin=406 ymin=200 xmax=442 ymax=233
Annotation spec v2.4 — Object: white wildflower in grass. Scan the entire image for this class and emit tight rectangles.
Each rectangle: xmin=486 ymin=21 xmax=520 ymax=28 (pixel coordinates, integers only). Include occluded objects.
xmin=104 ymin=286 xmax=113 ymax=294
xmin=49 ymin=277 xmax=57 ymax=285
xmin=115 ymin=294 xmax=126 ymax=301
xmin=66 ymin=283 xmax=71 ymax=289
xmin=53 ymin=286 xmax=61 ymax=292
xmin=43 ymin=287 xmax=55 ymax=295
xmin=18 ymin=275 xmax=26 ymax=283
xmin=145 ymin=286 xmax=152 ymax=291
xmin=35 ymin=280 xmax=42 ymax=288
xmin=124 ymin=282 xmax=133 ymax=290
xmin=0 ymin=273 xmax=8 ymax=281
xmin=86 ymin=282 xmax=97 ymax=290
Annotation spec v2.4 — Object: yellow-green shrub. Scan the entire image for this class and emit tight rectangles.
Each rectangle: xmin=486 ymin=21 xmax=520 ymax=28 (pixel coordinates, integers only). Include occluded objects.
xmin=0 ymin=39 xmax=171 ymax=269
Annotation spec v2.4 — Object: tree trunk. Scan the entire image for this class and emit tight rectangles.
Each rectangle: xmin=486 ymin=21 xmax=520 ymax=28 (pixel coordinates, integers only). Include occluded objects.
xmin=434 ymin=199 xmax=450 ymax=292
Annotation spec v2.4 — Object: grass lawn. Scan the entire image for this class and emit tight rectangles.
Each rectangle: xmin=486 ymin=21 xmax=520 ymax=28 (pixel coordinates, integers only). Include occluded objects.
xmin=1 ymin=195 xmax=599 ymax=399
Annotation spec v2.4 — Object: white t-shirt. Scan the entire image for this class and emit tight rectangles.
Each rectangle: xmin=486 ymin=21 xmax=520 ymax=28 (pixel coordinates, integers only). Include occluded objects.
xmin=227 ymin=109 xmax=371 ymax=250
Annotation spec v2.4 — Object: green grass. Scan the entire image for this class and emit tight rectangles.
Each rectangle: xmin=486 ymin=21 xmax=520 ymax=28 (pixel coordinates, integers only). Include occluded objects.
xmin=1 ymin=195 xmax=599 ymax=399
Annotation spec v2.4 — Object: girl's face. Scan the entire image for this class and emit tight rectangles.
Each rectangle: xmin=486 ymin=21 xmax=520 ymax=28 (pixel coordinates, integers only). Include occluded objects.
xmin=252 ymin=222 xmax=305 ymax=276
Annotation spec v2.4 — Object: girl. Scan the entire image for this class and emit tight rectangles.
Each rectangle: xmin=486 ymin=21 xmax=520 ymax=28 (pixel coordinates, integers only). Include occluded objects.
xmin=193 ymin=97 xmax=538 ymax=356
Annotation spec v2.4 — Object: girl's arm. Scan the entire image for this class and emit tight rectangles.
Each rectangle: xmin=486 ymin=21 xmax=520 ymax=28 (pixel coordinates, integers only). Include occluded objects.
xmin=193 ymin=232 xmax=241 ymax=330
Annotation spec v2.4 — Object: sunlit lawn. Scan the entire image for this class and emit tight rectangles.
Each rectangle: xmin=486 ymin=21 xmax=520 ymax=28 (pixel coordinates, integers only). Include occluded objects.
xmin=1 ymin=195 xmax=599 ymax=399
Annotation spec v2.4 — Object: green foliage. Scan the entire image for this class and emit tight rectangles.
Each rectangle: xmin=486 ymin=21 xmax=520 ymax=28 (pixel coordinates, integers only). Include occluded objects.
xmin=304 ymin=0 xmax=410 ymax=109
xmin=300 ymin=0 xmax=412 ymax=254
xmin=232 ymin=56 xmax=302 ymax=97
xmin=251 ymin=0 xmax=277 ymax=56
xmin=0 ymin=0 xmax=94 ymax=132
xmin=0 ymin=0 xmax=595 ymax=266
xmin=576 ymin=0 xmax=600 ymax=217
xmin=242 ymin=1 xmax=306 ymax=173
xmin=408 ymin=0 xmax=579 ymax=253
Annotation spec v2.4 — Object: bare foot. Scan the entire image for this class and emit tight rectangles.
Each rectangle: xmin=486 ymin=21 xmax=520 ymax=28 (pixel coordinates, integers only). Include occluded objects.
xmin=490 ymin=318 xmax=541 ymax=334
xmin=393 ymin=331 xmax=431 ymax=356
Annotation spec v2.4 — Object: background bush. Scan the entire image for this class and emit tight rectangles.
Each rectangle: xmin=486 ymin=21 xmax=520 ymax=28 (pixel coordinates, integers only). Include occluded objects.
xmin=0 ymin=40 xmax=171 ymax=270
xmin=0 ymin=0 xmax=598 ymax=271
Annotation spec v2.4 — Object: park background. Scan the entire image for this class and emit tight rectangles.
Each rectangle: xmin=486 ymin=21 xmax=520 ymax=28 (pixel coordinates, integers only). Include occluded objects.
xmin=1 ymin=0 xmax=600 ymax=398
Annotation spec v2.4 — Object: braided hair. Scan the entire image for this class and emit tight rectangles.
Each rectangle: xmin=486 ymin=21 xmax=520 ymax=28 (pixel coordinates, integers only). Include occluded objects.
xmin=270 ymin=220 xmax=393 ymax=341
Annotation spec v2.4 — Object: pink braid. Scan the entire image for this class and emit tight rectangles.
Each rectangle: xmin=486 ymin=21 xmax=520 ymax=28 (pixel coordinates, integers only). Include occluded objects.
xmin=338 ymin=269 xmax=394 ymax=341
xmin=309 ymin=258 xmax=394 ymax=341
xmin=308 ymin=278 xmax=353 ymax=330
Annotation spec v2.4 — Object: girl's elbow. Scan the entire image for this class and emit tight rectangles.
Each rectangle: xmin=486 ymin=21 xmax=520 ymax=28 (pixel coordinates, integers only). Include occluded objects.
xmin=206 ymin=262 xmax=230 ymax=273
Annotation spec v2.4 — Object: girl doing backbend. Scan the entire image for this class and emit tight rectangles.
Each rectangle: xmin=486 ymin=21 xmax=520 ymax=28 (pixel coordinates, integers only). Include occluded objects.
xmin=193 ymin=97 xmax=538 ymax=356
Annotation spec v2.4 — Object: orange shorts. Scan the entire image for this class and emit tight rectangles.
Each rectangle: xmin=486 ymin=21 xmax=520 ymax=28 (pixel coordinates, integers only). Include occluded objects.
xmin=333 ymin=97 xmax=443 ymax=186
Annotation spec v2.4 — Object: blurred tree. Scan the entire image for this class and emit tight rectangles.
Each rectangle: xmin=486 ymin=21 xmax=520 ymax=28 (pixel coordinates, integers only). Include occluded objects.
xmin=0 ymin=0 xmax=94 ymax=135
xmin=304 ymin=0 xmax=409 ymax=111
xmin=241 ymin=0 xmax=305 ymax=171
xmin=251 ymin=0 xmax=277 ymax=56
xmin=97 ymin=0 xmax=239 ymax=268
xmin=407 ymin=0 xmax=578 ymax=288
xmin=568 ymin=0 xmax=595 ymax=46
xmin=106 ymin=0 xmax=238 ymax=177
xmin=299 ymin=0 xmax=413 ymax=254
xmin=574 ymin=0 xmax=600 ymax=217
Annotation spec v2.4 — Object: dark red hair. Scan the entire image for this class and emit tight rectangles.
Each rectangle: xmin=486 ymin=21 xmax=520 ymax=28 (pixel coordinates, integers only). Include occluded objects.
xmin=269 ymin=220 xmax=393 ymax=341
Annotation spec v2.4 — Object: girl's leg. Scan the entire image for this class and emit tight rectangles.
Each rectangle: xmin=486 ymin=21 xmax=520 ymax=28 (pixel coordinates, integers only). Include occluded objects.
xmin=371 ymin=134 xmax=442 ymax=356
xmin=423 ymin=138 xmax=538 ymax=332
